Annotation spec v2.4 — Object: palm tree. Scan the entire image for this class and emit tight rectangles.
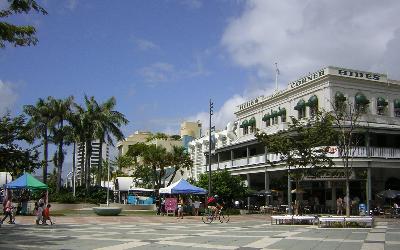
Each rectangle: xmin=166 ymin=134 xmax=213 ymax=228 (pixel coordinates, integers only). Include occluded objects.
xmin=91 ymin=97 xmax=128 ymax=185
xmin=49 ymin=96 xmax=74 ymax=193
xmin=23 ymin=97 xmax=53 ymax=183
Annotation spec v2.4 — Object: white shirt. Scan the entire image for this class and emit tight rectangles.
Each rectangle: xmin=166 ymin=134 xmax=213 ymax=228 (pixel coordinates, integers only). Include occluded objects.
xmin=194 ymin=201 xmax=200 ymax=209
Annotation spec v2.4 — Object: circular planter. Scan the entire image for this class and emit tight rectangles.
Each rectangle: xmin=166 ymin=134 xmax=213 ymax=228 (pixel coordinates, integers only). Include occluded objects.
xmin=92 ymin=207 xmax=122 ymax=216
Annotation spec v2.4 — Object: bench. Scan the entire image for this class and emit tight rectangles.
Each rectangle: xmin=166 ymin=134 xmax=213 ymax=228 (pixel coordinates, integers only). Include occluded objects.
xmin=292 ymin=215 xmax=317 ymax=225
xmin=271 ymin=215 xmax=317 ymax=225
xmin=318 ymin=216 xmax=374 ymax=228
xmin=344 ymin=216 xmax=373 ymax=228
xmin=318 ymin=216 xmax=345 ymax=227
xmin=271 ymin=215 xmax=293 ymax=225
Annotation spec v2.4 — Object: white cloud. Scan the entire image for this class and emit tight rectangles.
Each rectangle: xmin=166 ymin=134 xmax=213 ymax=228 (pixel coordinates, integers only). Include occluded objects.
xmin=134 ymin=39 xmax=160 ymax=51
xmin=137 ymin=62 xmax=176 ymax=85
xmin=0 ymin=80 xmax=18 ymax=115
xmin=221 ymin=0 xmax=400 ymax=82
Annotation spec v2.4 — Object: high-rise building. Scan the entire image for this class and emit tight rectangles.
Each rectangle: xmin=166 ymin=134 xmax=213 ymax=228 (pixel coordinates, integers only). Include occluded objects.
xmin=75 ymin=139 xmax=109 ymax=185
xmin=180 ymin=121 xmax=202 ymax=150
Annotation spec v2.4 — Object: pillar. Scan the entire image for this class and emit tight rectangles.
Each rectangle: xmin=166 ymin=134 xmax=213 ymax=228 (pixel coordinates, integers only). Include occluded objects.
xmin=246 ymin=146 xmax=250 ymax=164
xmin=247 ymin=173 xmax=251 ymax=211
xmin=367 ymin=166 xmax=372 ymax=213
xmin=265 ymin=169 xmax=270 ymax=205
xmin=217 ymin=153 xmax=220 ymax=169
xmin=288 ymin=168 xmax=292 ymax=215
xmin=231 ymin=150 xmax=234 ymax=166
xmin=331 ymin=181 xmax=336 ymax=212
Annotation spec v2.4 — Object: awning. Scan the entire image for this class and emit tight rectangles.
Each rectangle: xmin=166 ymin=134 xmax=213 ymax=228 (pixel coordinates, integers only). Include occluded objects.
xmin=240 ymin=120 xmax=248 ymax=128
xmin=395 ymin=99 xmax=400 ymax=109
xmin=271 ymin=110 xmax=279 ymax=118
xmin=248 ymin=117 xmax=256 ymax=126
xmin=262 ymin=114 xmax=271 ymax=121
xmin=377 ymin=97 xmax=388 ymax=107
xmin=278 ymin=107 xmax=286 ymax=116
xmin=307 ymin=95 xmax=318 ymax=107
xmin=294 ymin=99 xmax=306 ymax=110
xmin=335 ymin=91 xmax=346 ymax=102
xmin=355 ymin=92 xmax=370 ymax=105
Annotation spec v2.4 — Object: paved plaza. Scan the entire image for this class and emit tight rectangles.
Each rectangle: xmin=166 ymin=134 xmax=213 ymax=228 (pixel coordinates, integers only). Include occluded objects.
xmin=1 ymin=216 xmax=400 ymax=250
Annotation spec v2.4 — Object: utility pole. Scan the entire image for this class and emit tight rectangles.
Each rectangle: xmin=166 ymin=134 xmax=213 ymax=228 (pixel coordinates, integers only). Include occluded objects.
xmin=208 ymin=99 xmax=214 ymax=196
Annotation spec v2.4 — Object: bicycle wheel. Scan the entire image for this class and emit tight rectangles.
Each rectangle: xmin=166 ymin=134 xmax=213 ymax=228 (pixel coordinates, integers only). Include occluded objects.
xmin=219 ymin=213 xmax=230 ymax=223
xmin=202 ymin=213 xmax=214 ymax=224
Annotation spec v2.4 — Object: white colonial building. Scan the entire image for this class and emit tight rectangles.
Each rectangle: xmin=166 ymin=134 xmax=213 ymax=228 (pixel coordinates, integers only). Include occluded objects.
xmin=189 ymin=66 xmax=400 ymax=212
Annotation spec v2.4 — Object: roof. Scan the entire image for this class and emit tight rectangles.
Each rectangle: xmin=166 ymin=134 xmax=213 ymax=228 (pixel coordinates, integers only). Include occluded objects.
xmin=4 ymin=173 xmax=48 ymax=190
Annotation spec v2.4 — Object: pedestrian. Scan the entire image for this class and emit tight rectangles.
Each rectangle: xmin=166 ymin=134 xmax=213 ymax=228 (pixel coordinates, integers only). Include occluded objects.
xmin=336 ymin=197 xmax=343 ymax=215
xmin=1 ymin=197 xmax=14 ymax=224
xmin=42 ymin=204 xmax=53 ymax=225
xmin=177 ymin=197 xmax=184 ymax=219
xmin=194 ymin=199 xmax=200 ymax=216
xmin=36 ymin=203 xmax=44 ymax=225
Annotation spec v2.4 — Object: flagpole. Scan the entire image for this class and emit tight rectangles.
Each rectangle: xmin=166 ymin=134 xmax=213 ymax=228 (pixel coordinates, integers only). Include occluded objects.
xmin=275 ymin=63 xmax=279 ymax=92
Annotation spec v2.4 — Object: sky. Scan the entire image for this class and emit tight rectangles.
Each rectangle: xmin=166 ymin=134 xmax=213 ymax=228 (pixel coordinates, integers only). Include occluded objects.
xmin=1 ymin=0 xmax=400 ymax=176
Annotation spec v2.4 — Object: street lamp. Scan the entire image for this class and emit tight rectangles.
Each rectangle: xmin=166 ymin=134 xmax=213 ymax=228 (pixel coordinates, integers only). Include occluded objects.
xmin=208 ymin=99 xmax=214 ymax=197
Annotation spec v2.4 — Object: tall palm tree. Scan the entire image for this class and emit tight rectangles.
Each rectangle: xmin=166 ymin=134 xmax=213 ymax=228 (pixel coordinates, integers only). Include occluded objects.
xmin=23 ymin=97 xmax=53 ymax=183
xmin=49 ymin=96 xmax=74 ymax=193
xmin=92 ymin=97 xmax=128 ymax=185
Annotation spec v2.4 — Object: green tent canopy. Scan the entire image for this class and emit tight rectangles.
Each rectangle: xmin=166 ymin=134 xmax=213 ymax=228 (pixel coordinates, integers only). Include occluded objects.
xmin=4 ymin=173 xmax=48 ymax=190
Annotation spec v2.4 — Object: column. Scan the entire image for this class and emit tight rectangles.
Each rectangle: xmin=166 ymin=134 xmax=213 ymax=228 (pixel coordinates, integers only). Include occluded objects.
xmin=331 ymin=181 xmax=336 ymax=213
xmin=246 ymin=146 xmax=250 ymax=164
xmin=217 ymin=153 xmax=220 ymax=169
xmin=247 ymin=173 xmax=251 ymax=212
xmin=366 ymin=131 xmax=370 ymax=157
xmin=288 ymin=168 xmax=292 ymax=215
xmin=231 ymin=150 xmax=234 ymax=166
xmin=367 ymin=166 xmax=372 ymax=213
xmin=265 ymin=169 xmax=270 ymax=205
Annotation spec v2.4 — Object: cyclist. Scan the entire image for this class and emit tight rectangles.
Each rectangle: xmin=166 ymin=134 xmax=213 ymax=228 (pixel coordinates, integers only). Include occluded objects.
xmin=207 ymin=195 xmax=223 ymax=216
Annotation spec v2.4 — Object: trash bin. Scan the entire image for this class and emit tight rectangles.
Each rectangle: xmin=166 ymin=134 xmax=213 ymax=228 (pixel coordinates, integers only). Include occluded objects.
xmin=359 ymin=203 xmax=366 ymax=216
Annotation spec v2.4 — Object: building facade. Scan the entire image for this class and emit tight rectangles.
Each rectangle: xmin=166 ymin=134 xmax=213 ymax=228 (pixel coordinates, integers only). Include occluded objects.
xmin=189 ymin=66 xmax=400 ymax=212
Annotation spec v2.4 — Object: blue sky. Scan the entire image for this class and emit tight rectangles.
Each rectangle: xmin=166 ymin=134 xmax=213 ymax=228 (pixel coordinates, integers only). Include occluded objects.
xmin=0 ymin=0 xmax=253 ymax=135
xmin=2 ymin=0 xmax=400 ymax=177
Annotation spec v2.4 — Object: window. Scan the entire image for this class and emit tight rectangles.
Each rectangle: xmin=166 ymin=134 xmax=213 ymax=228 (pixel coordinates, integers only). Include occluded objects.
xmin=262 ymin=114 xmax=271 ymax=127
xmin=294 ymin=99 xmax=306 ymax=119
xmin=307 ymin=95 xmax=318 ymax=117
xmin=355 ymin=92 xmax=369 ymax=113
xmin=334 ymin=91 xmax=346 ymax=111
xmin=248 ymin=117 xmax=256 ymax=133
xmin=278 ymin=108 xmax=286 ymax=122
xmin=376 ymin=97 xmax=388 ymax=115
xmin=394 ymin=99 xmax=400 ymax=117
xmin=240 ymin=120 xmax=249 ymax=135
xmin=271 ymin=111 xmax=278 ymax=125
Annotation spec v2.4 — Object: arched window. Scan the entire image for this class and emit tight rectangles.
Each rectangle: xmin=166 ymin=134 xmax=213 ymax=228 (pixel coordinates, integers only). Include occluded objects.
xmin=307 ymin=95 xmax=318 ymax=117
xmin=376 ymin=97 xmax=388 ymax=115
xmin=355 ymin=92 xmax=370 ymax=113
xmin=248 ymin=117 xmax=256 ymax=133
xmin=278 ymin=107 xmax=286 ymax=122
xmin=262 ymin=113 xmax=271 ymax=127
xmin=294 ymin=99 xmax=306 ymax=119
xmin=334 ymin=91 xmax=346 ymax=110
xmin=394 ymin=99 xmax=400 ymax=117
xmin=240 ymin=120 xmax=249 ymax=135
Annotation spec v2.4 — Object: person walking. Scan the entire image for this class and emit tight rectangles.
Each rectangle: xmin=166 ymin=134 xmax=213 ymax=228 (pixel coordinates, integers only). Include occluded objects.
xmin=36 ymin=203 xmax=44 ymax=225
xmin=194 ymin=199 xmax=201 ymax=216
xmin=336 ymin=197 xmax=343 ymax=215
xmin=1 ymin=197 xmax=14 ymax=224
xmin=177 ymin=197 xmax=184 ymax=219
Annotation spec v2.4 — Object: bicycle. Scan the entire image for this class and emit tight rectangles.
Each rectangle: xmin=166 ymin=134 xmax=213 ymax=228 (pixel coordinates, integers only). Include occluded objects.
xmin=202 ymin=208 xmax=230 ymax=224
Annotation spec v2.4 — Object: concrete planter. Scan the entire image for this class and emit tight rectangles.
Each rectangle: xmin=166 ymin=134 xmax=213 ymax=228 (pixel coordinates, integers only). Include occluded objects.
xmin=92 ymin=207 xmax=122 ymax=216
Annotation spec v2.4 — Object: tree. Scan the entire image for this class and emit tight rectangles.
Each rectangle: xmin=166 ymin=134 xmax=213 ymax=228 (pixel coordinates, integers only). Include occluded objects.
xmin=256 ymin=112 xmax=336 ymax=215
xmin=24 ymin=97 xmax=53 ymax=183
xmin=196 ymin=169 xmax=247 ymax=204
xmin=49 ymin=96 xmax=74 ymax=193
xmin=329 ymin=93 xmax=369 ymax=217
xmin=146 ymin=132 xmax=168 ymax=142
xmin=0 ymin=113 xmax=40 ymax=178
xmin=141 ymin=144 xmax=171 ymax=190
xmin=91 ymin=97 xmax=128 ymax=185
xmin=0 ymin=0 xmax=47 ymax=48
xmin=167 ymin=146 xmax=193 ymax=186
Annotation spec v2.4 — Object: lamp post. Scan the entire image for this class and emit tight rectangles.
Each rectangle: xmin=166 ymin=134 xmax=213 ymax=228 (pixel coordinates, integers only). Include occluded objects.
xmin=208 ymin=99 xmax=214 ymax=197
xmin=287 ymin=165 xmax=292 ymax=215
